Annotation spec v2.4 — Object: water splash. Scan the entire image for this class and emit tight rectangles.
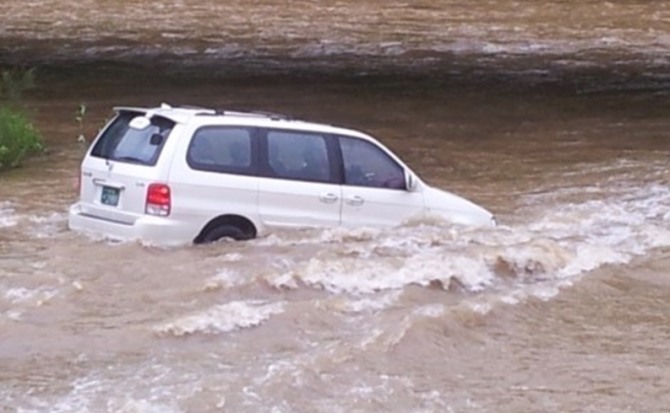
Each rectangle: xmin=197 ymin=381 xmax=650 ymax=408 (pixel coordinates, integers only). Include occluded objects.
xmin=154 ymin=300 xmax=285 ymax=336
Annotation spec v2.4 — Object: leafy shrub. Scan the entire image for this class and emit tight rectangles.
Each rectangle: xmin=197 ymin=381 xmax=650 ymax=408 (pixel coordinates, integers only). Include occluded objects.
xmin=0 ymin=68 xmax=42 ymax=170
xmin=0 ymin=106 xmax=43 ymax=169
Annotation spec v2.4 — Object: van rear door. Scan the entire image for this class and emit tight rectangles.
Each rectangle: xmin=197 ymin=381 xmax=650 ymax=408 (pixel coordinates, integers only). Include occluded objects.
xmin=78 ymin=111 xmax=176 ymax=224
xmin=257 ymin=129 xmax=342 ymax=228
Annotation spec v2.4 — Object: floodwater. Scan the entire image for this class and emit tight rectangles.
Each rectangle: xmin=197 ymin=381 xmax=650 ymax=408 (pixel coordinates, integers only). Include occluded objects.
xmin=2 ymin=1 xmax=670 ymax=412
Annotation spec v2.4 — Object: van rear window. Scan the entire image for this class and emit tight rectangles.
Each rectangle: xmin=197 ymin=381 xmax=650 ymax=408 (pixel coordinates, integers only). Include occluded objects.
xmin=90 ymin=112 xmax=175 ymax=166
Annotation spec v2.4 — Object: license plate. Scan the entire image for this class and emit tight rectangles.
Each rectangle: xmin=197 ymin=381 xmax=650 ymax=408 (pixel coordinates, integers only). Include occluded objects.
xmin=101 ymin=186 xmax=120 ymax=206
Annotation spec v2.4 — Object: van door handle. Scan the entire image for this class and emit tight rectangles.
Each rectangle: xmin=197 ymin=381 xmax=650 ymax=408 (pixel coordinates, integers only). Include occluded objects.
xmin=345 ymin=195 xmax=365 ymax=206
xmin=319 ymin=193 xmax=339 ymax=204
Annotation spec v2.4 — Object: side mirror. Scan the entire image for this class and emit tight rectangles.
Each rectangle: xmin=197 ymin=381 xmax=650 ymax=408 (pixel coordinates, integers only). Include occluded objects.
xmin=405 ymin=171 xmax=419 ymax=192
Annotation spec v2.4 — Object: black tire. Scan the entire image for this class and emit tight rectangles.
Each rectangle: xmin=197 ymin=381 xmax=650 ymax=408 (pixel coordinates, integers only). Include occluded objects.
xmin=200 ymin=224 xmax=247 ymax=243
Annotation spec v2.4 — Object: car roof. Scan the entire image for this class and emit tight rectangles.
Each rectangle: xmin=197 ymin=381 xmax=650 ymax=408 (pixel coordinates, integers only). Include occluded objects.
xmin=114 ymin=103 xmax=370 ymax=139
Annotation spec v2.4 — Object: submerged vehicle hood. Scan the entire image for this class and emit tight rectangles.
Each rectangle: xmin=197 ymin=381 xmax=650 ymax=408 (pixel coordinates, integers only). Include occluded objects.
xmin=423 ymin=186 xmax=496 ymax=227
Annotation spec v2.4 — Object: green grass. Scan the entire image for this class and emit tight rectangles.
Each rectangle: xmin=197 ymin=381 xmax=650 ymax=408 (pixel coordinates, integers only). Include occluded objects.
xmin=0 ymin=106 xmax=43 ymax=170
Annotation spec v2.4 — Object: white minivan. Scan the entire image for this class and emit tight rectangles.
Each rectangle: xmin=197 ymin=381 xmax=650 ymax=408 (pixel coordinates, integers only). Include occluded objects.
xmin=68 ymin=104 xmax=495 ymax=245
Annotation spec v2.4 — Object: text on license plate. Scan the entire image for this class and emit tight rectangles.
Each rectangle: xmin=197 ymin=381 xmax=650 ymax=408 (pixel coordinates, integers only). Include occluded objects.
xmin=101 ymin=186 xmax=120 ymax=206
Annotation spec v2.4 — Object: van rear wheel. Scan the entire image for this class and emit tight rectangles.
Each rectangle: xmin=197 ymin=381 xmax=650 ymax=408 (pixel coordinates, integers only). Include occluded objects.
xmin=194 ymin=215 xmax=257 ymax=244
xmin=200 ymin=224 xmax=247 ymax=243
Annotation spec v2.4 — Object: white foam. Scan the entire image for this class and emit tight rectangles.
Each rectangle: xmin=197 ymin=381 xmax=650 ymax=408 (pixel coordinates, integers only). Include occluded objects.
xmin=4 ymin=310 xmax=22 ymax=321
xmin=465 ymin=301 xmax=494 ymax=315
xmin=202 ymin=269 xmax=246 ymax=291
xmin=18 ymin=369 xmax=190 ymax=413
xmin=260 ymin=175 xmax=670 ymax=305
xmin=27 ymin=212 xmax=67 ymax=238
xmin=3 ymin=286 xmax=58 ymax=306
xmin=255 ymin=226 xmax=383 ymax=247
xmin=154 ymin=300 xmax=285 ymax=336
xmin=220 ymin=252 xmax=244 ymax=262
xmin=107 ymin=398 xmax=180 ymax=413
xmin=264 ymin=271 xmax=299 ymax=290
xmin=289 ymin=246 xmax=498 ymax=295
xmin=4 ymin=287 xmax=36 ymax=303
xmin=414 ymin=304 xmax=446 ymax=318
xmin=338 ymin=291 xmax=402 ymax=313
xmin=0 ymin=201 xmax=17 ymax=227
xmin=318 ymin=226 xmax=382 ymax=244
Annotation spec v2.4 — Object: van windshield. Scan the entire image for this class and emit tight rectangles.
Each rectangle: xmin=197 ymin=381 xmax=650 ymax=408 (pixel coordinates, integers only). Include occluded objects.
xmin=90 ymin=111 xmax=175 ymax=166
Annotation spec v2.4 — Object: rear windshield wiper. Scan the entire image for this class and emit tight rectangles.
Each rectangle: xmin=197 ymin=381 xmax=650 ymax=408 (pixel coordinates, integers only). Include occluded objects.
xmin=113 ymin=155 xmax=148 ymax=164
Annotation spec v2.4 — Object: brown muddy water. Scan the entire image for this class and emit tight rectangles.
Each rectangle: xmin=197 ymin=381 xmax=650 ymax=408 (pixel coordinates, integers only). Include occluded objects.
xmin=2 ymin=1 xmax=670 ymax=412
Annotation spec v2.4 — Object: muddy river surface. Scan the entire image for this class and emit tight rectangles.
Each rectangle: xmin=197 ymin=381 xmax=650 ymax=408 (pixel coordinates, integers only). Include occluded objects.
xmin=2 ymin=1 xmax=670 ymax=412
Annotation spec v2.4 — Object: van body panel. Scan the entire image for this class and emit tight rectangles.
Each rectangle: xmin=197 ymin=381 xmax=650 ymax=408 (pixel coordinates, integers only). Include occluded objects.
xmin=423 ymin=186 xmax=495 ymax=226
xmin=340 ymin=184 xmax=425 ymax=227
xmin=68 ymin=202 xmax=196 ymax=246
xmin=78 ymin=113 xmax=176 ymax=227
xmin=166 ymin=132 xmax=262 ymax=240
xmin=257 ymin=177 xmax=342 ymax=228
xmin=68 ymin=104 xmax=496 ymax=245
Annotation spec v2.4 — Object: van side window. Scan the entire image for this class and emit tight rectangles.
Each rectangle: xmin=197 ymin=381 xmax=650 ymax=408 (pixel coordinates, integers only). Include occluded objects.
xmin=266 ymin=131 xmax=330 ymax=183
xmin=187 ymin=127 xmax=254 ymax=174
xmin=339 ymin=136 xmax=405 ymax=190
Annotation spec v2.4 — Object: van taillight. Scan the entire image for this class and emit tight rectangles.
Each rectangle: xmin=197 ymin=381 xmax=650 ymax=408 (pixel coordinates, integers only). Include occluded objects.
xmin=146 ymin=183 xmax=171 ymax=216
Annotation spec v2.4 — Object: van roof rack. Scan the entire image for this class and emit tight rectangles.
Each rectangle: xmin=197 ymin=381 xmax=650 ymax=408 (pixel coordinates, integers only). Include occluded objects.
xmin=195 ymin=109 xmax=294 ymax=121
xmin=248 ymin=110 xmax=293 ymax=121
xmin=176 ymin=104 xmax=212 ymax=111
